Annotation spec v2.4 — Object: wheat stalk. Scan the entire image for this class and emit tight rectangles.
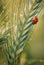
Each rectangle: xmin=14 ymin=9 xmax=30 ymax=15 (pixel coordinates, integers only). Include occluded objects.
xmin=0 ymin=0 xmax=43 ymax=65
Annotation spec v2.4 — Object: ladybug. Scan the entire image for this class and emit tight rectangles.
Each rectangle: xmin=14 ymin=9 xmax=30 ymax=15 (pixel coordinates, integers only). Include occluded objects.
xmin=32 ymin=16 xmax=38 ymax=25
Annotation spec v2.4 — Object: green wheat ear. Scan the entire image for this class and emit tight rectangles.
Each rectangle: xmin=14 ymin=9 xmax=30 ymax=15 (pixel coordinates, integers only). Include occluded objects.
xmin=15 ymin=0 xmax=43 ymax=57
xmin=0 ymin=0 xmax=43 ymax=65
xmin=6 ymin=0 xmax=43 ymax=65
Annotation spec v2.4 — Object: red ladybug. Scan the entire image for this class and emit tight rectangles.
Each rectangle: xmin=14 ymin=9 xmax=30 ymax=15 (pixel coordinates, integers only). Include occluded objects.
xmin=32 ymin=16 xmax=38 ymax=25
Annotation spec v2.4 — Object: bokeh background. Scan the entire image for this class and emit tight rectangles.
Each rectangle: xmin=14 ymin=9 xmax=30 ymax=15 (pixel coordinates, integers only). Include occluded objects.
xmin=0 ymin=0 xmax=44 ymax=65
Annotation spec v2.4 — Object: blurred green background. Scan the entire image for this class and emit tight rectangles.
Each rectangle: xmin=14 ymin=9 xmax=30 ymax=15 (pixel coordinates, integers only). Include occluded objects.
xmin=0 ymin=0 xmax=44 ymax=65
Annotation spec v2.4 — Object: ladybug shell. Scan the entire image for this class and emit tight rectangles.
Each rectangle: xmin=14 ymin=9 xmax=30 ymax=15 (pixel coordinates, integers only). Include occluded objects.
xmin=32 ymin=16 xmax=38 ymax=25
